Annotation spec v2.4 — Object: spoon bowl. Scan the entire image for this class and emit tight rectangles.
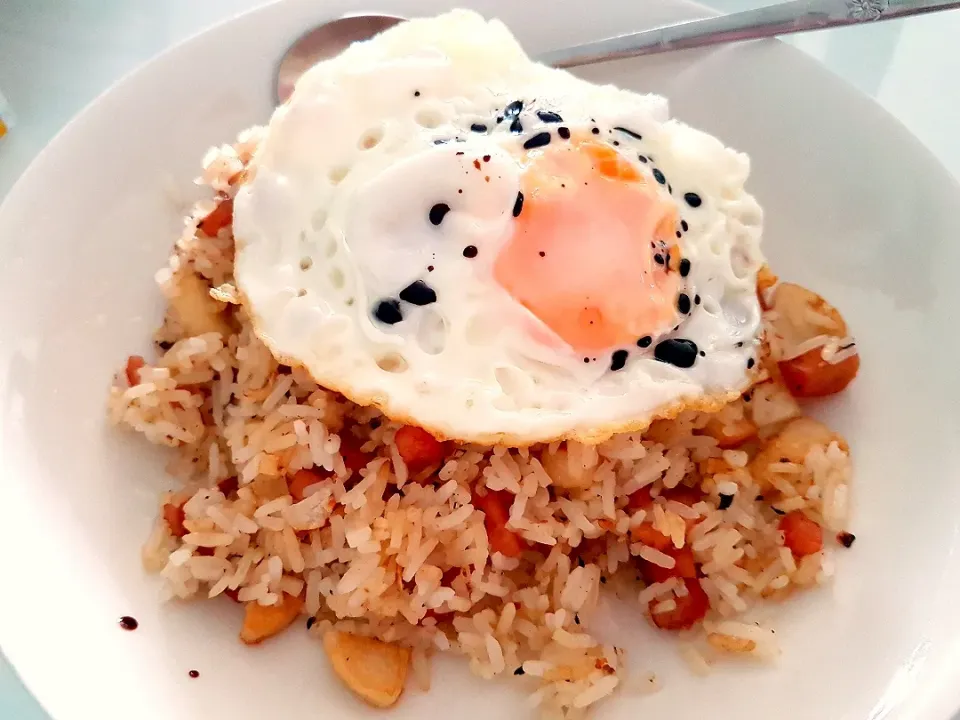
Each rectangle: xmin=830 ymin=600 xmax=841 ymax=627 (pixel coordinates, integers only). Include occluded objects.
xmin=275 ymin=0 xmax=960 ymax=103
xmin=276 ymin=13 xmax=405 ymax=102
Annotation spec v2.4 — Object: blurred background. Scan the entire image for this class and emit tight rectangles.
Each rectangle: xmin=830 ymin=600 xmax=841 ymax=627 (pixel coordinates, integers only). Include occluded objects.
xmin=2 ymin=0 xmax=959 ymax=717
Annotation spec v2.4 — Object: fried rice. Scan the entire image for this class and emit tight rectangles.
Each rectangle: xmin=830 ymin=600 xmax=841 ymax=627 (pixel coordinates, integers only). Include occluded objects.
xmin=108 ymin=129 xmax=855 ymax=717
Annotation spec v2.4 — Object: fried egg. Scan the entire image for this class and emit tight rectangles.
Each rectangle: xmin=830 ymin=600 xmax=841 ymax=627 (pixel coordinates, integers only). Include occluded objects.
xmin=233 ymin=10 xmax=764 ymax=445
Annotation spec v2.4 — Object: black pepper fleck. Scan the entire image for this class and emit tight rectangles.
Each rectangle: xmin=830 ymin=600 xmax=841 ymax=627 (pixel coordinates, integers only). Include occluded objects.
xmin=654 ymin=338 xmax=698 ymax=368
xmin=399 ymin=280 xmax=437 ymax=306
xmin=470 ymin=123 xmax=488 ymax=133
xmin=513 ymin=191 xmax=524 ymax=217
xmin=429 ymin=203 xmax=450 ymax=226
xmin=677 ymin=293 xmax=691 ymax=314
xmin=654 ymin=253 xmax=665 ymax=266
xmin=638 ymin=155 xmax=648 ymax=164
xmin=523 ymin=132 xmax=551 ymax=150
xmin=591 ymin=127 xmax=600 ymax=135
xmin=718 ymin=494 xmax=734 ymax=510
xmin=681 ymin=220 xmax=689 ymax=232
xmin=736 ymin=341 xmax=744 ymax=348
xmin=374 ymin=299 xmax=403 ymax=325
xmin=462 ymin=245 xmax=478 ymax=259
xmin=699 ymin=350 xmax=705 ymax=357
xmin=684 ymin=192 xmax=703 ymax=208
xmin=613 ymin=126 xmax=643 ymax=140
xmin=610 ymin=349 xmax=629 ymax=372
xmin=676 ymin=231 xmax=682 ymax=239
xmin=557 ymin=126 xmax=571 ymax=140
xmin=637 ymin=335 xmax=652 ymax=348
xmin=679 ymin=258 xmax=691 ymax=277
xmin=837 ymin=532 xmax=856 ymax=548
xmin=414 ymin=90 xmax=421 ymax=97
xmin=653 ymin=169 xmax=666 ymax=185
xmin=537 ymin=110 xmax=563 ymax=123
xmin=694 ymin=295 xmax=701 ymax=305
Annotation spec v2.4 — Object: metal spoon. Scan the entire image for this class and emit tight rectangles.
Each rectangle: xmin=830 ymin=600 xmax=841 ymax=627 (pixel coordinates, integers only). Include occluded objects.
xmin=277 ymin=0 xmax=960 ymax=102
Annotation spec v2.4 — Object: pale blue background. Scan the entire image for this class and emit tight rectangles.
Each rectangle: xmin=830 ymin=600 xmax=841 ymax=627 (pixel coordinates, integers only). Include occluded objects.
xmin=2 ymin=0 xmax=960 ymax=717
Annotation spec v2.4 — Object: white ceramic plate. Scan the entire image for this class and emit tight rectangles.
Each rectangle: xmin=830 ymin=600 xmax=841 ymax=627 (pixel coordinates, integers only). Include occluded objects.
xmin=2 ymin=1 xmax=960 ymax=718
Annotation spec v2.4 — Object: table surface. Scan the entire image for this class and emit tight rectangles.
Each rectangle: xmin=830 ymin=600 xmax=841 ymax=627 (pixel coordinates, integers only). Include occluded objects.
xmin=2 ymin=0 xmax=959 ymax=717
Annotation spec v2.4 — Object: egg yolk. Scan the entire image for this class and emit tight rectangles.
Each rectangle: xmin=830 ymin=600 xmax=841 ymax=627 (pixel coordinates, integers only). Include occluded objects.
xmin=494 ymin=139 xmax=680 ymax=353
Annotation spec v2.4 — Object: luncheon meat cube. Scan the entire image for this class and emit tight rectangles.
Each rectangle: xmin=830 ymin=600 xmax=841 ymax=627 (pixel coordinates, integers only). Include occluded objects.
xmin=197 ymin=196 xmax=234 ymax=237
xmin=163 ymin=502 xmax=187 ymax=538
xmin=649 ymin=577 xmax=710 ymax=631
xmin=779 ymin=511 xmax=823 ymax=557
xmin=288 ymin=468 xmax=327 ymax=502
xmin=394 ymin=425 xmax=446 ymax=472
xmin=125 ymin=355 xmax=146 ymax=386
xmin=473 ymin=489 xmax=524 ymax=558
xmin=640 ymin=546 xmax=698 ymax=585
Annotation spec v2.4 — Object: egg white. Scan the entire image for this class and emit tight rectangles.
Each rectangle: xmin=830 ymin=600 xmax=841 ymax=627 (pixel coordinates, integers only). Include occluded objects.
xmin=233 ymin=10 xmax=764 ymax=445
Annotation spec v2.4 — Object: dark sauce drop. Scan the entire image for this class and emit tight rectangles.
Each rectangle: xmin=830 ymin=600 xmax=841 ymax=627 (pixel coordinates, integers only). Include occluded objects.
xmin=462 ymin=245 xmax=478 ymax=259
xmin=637 ymin=335 xmax=652 ymax=348
xmin=654 ymin=338 xmax=698 ymax=368
xmin=119 ymin=616 xmax=139 ymax=631
xmin=557 ymin=126 xmax=571 ymax=140
xmin=373 ymin=299 xmax=403 ymax=325
xmin=591 ymin=127 xmax=600 ymax=135
xmin=677 ymin=293 xmax=691 ymax=314
xmin=613 ymin=126 xmax=643 ymax=140
xmin=523 ymin=132 xmax=551 ymax=150
xmin=513 ymin=191 xmax=524 ymax=217
xmin=188 ymin=670 xmax=200 ymax=679
xmin=653 ymin=169 xmax=666 ymax=185
xmin=679 ymin=258 xmax=691 ymax=277
xmin=399 ymin=280 xmax=437 ymax=306
xmin=470 ymin=123 xmax=488 ymax=133
xmin=428 ymin=203 xmax=450 ymax=226
xmin=504 ymin=100 xmax=524 ymax=117
xmin=637 ymin=155 xmax=648 ymax=164
xmin=537 ymin=110 xmax=563 ymax=123
xmin=683 ymin=192 xmax=703 ymax=208
xmin=610 ymin=350 xmax=629 ymax=372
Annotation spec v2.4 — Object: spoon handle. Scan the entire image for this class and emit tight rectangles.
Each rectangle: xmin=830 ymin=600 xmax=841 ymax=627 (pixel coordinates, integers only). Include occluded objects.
xmin=538 ymin=0 xmax=960 ymax=68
